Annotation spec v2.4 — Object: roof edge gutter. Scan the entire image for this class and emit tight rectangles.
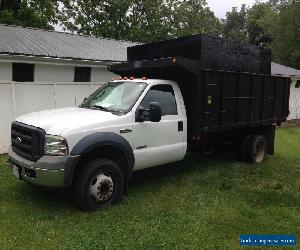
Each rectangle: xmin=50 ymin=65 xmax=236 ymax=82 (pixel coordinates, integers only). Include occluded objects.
xmin=0 ymin=53 xmax=125 ymax=67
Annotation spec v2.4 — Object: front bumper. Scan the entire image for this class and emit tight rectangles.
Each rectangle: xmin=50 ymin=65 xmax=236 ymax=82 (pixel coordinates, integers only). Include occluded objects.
xmin=8 ymin=147 xmax=79 ymax=188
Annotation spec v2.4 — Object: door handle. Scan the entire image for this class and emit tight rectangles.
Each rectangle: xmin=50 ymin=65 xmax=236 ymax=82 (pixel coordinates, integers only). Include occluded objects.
xmin=178 ymin=121 xmax=183 ymax=131
xmin=120 ymin=129 xmax=132 ymax=134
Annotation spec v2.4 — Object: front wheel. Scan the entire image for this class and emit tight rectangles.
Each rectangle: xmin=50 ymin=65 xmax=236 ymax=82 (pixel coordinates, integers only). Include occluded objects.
xmin=73 ymin=158 xmax=124 ymax=211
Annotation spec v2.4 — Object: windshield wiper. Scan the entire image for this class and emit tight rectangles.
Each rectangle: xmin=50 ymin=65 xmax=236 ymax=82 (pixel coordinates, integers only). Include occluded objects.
xmin=80 ymin=103 xmax=88 ymax=108
xmin=85 ymin=105 xmax=124 ymax=115
xmin=91 ymin=105 xmax=111 ymax=112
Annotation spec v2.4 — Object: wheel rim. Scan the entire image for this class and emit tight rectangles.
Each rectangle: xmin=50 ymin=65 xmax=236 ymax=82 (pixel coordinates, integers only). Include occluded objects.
xmin=254 ymin=141 xmax=265 ymax=163
xmin=89 ymin=173 xmax=114 ymax=203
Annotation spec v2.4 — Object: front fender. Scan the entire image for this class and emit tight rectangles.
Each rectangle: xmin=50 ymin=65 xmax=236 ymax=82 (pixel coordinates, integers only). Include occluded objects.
xmin=70 ymin=132 xmax=134 ymax=170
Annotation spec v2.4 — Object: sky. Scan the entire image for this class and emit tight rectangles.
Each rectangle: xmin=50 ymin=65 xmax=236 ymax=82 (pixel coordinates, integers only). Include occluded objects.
xmin=206 ymin=0 xmax=261 ymax=19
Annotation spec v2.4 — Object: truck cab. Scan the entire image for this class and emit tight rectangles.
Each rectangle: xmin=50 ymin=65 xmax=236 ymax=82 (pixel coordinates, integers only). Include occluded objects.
xmin=8 ymin=78 xmax=187 ymax=210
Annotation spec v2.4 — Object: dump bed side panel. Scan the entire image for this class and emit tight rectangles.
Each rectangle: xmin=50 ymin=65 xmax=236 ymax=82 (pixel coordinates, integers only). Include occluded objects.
xmin=195 ymin=70 xmax=290 ymax=134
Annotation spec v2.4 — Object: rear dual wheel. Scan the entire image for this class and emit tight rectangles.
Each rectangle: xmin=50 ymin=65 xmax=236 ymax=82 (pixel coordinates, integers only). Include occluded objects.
xmin=236 ymin=135 xmax=267 ymax=163
xmin=245 ymin=135 xmax=267 ymax=163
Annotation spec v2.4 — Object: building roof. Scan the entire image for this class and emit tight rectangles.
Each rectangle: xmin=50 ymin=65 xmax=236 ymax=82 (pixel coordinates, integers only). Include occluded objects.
xmin=0 ymin=24 xmax=138 ymax=62
xmin=271 ymin=62 xmax=300 ymax=77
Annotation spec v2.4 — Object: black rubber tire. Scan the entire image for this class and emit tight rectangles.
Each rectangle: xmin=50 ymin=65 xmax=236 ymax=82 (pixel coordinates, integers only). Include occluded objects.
xmin=235 ymin=135 xmax=252 ymax=162
xmin=73 ymin=158 xmax=124 ymax=211
xmin=245 ymin=135 xmax=267 ymax=163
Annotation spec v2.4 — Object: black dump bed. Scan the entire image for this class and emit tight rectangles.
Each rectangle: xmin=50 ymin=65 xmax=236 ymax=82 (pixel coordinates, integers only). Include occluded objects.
xmin=109 ymin=36 xmax=290 ymax=137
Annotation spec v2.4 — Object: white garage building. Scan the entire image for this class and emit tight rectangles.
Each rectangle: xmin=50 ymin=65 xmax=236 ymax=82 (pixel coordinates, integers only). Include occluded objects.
xmin=271 ymin=62 xmax=300 ymax=121
xmin=0 ymin=24 xmax=299 ymax=154
xmin=0 ymin=24 xmax=137 ymax=153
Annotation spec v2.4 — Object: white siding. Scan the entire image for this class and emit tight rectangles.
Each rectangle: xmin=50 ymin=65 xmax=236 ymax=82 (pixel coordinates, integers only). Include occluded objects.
xmin=288 ymin=79 xmax=300 ymax=120
xmin=35 ymin=64 xmax=74 ymax=82
xmin=55 ymin=84 xmax=77 ymax=107
xmin=0 ymin=62 xmax=12 ymax=81
xmin=14 ymin=83 xmax=56 ymax=117
xmin=35 ymin=64 xmax=117 ymax=83
xmin=91 ymin=67 xmax=117 ymax=82
xmin=0 ymin=83 xmax=14 ymax=153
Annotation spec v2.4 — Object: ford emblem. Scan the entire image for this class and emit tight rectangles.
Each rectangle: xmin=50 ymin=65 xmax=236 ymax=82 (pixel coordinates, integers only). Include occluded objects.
xmin=16 ymin=137 xmax=22 ymax=144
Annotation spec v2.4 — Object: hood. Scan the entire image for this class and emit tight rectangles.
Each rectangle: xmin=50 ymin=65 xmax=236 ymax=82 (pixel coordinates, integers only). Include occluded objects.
xmin=16 ymin=107 xmax=121 ymax=135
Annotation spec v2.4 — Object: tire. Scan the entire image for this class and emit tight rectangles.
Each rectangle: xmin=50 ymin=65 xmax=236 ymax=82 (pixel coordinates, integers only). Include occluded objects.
xmin=73 ymin=158 xmax=124 ymax=211
xmin=235 ymin=135 xmax=252 ymax=162
xmin=245 ymin=135 xmax=267 ymax=163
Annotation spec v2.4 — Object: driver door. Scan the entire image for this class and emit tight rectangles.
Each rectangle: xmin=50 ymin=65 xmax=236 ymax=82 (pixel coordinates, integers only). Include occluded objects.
xmin=133 ymin=84 xmax=186 ymax=170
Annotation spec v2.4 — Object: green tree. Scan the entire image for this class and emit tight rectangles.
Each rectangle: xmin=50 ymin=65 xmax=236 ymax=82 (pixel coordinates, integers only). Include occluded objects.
xmin=246 ymin=2 xmax=273 ymax=47
xmin=222 ymin=4 xmax=248 ymax=42
xmin=59 ymin=0 xmax=221 ymax=42
xmin=0 ymin=0 xmax=58 ymax=29
xmin=260 ymin=0 xmax=300 ymax=68
xmin=171 ymin=0 xmax=221 ymax=37
xmin=126 ymin=0 xmax=172 ymax=42
xmin=60 ymin=0 xmax=133 ymax=39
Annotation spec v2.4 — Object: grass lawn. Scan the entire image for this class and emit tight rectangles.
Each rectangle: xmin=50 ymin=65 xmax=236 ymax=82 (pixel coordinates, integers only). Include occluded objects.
xmin=0 ymin=127 xmax=300 ymax=249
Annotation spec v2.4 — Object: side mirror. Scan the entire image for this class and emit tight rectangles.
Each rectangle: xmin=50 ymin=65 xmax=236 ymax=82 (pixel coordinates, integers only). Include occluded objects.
xmin=135 ymin=102 xmax=162 ymax=122
xmin=136 ymin=107 xmax=146 ymax=122
xmin=149 ymin=102 xmax=162 ymax=122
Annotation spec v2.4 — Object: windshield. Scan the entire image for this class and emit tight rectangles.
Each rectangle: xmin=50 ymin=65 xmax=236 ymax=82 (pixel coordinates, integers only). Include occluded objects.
xmin=81 ymin=81 xmax=147 ymax=114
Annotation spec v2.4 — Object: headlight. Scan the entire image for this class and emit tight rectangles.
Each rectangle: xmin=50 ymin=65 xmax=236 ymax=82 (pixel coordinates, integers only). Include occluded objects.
xmin=44 ymin=135 xmax=69 ymax=156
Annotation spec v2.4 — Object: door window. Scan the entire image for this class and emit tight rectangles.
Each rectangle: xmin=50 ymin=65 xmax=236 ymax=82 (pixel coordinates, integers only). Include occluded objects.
xmin=140 ymin=85 xmax=178 ymax=116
